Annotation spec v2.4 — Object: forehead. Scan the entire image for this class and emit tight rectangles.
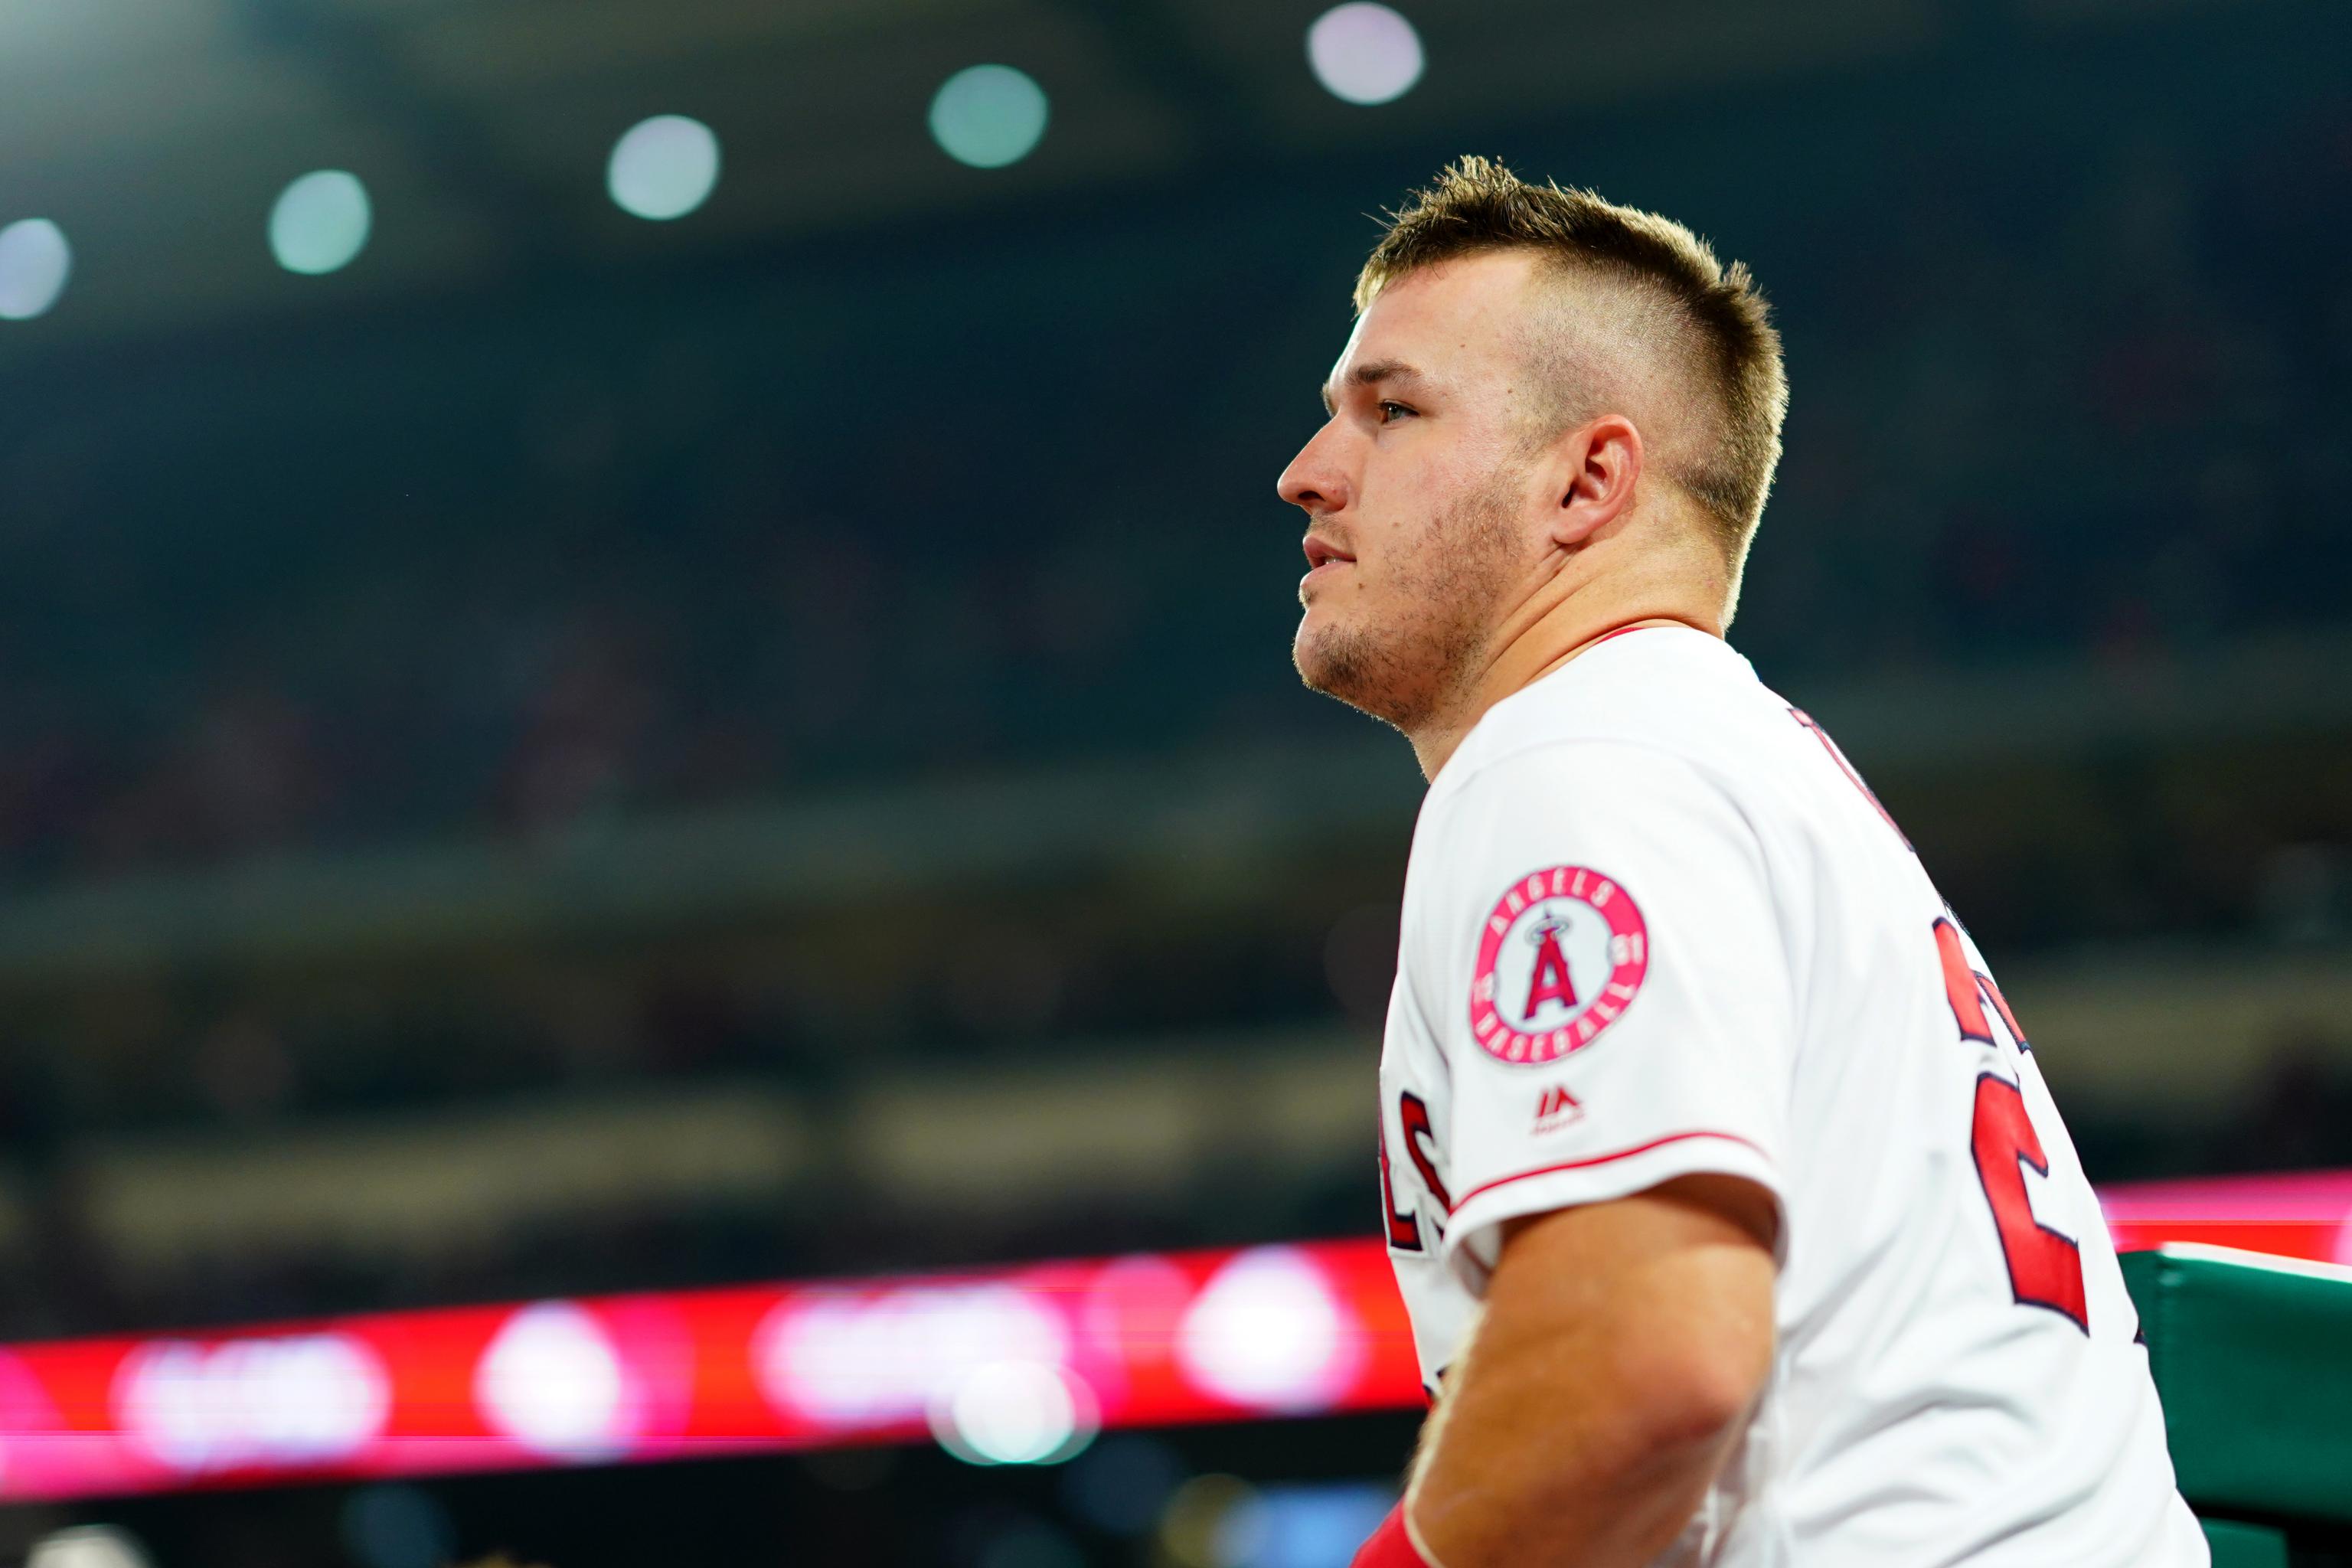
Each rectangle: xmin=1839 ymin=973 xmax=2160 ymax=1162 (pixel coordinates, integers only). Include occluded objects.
xmin=1331 ymin=250 xmax=1547 ymax=384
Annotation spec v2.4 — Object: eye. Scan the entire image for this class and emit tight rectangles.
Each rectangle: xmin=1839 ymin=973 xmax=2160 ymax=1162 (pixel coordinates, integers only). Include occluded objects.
xmin=1377 ymin=400 xmax=1416 ymax=423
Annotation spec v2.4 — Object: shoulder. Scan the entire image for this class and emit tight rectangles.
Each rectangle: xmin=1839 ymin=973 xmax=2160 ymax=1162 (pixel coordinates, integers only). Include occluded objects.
xmin=1400 ymin=633 xmax=1809 ymax=947
xmin=1410 ymin=738 xmax=1767 ymax=923
xmin=1425 ymin=629 xmax=1784 ymax=835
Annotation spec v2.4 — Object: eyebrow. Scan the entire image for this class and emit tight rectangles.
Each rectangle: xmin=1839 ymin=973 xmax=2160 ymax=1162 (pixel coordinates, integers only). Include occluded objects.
xmin=1321 ymin=358 xmax=1427 ymax=416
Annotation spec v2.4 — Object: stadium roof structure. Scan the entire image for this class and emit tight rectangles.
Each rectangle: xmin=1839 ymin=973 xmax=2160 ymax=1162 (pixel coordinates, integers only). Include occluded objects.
xmin=0 ymin=0 xmax=2288 ymax=341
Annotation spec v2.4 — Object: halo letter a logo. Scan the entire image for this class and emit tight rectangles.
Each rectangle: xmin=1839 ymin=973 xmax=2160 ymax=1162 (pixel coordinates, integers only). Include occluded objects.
xmin=1524 ymin=916 xmax=1578 ymax=1014
xmin=1468 ymin=865 xmax=1649 ymax=1066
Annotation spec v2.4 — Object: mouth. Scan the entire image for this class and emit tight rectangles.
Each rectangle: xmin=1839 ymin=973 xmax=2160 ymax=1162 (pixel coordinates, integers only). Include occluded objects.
xmin=1302 ymin=535 xmax=1356 ymax=571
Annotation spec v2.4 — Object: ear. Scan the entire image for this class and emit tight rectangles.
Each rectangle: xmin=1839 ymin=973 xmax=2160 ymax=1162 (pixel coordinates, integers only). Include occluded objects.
xmin=1547 ymin=414 xmax=1645 ymax=550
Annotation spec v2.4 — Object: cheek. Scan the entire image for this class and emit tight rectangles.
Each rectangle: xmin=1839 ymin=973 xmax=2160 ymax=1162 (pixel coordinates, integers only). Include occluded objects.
xmin=1362 ymin=440 xmax=1478 ymax=533
xmin=1354 ymin=430 xmax=1505 ymax=586
xmin=1351 ymin=471 xmax=1431 ymax=569
xmin=1361 ymin=495 xmax=1447 ymax=581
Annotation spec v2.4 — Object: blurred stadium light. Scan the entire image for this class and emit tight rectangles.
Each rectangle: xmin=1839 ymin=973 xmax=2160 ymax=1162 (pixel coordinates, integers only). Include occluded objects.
xmin=930 ymin=1361 xmax=1100 ymax=1467
xmin=268 ymin=171 xmax=374 ymax=276
xmin=606 ymin=116 xmax=721 ymax=221
xmin=15 ymin=0 xmax=2339 ymax=335
xmin=23 ymin=1527 xmax=152 ymax=1568
xmin=1215 ymin=1480 xmax=1396 ymax=1568
xmin=1305 ymin=5 xmax=1423 ymax=106
xmin=0 ymin=217 xmax=71 ymax=320
xmin=473 ymin=1302 xmax=635 ymax=1461
xmin=930 ymin=66 xmax=1053 ymax=170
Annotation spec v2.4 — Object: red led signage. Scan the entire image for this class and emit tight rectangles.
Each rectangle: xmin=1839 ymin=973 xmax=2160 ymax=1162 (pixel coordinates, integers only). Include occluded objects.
xmin=0 ymin=1171 xmax=2338 ymax=1502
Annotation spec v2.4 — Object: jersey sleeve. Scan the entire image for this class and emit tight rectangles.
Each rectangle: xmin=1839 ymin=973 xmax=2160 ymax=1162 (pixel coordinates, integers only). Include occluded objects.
xmin=1410 ymin=740 xmax=1796 ymax=1295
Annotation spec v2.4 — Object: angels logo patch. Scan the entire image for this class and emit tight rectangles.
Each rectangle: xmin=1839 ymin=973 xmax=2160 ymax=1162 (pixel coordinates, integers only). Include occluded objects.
xmin=1469 ymin=865 xmax=1649 ymax=1065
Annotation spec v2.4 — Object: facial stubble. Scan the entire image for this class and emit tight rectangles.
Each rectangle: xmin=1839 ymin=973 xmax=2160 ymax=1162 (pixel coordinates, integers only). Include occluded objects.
xmin=1294 ymin=469 xmax=1525 ymax=735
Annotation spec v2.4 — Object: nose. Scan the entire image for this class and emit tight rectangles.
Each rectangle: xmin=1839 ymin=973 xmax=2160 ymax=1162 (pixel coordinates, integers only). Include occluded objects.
xmin=1277 ymin=421 xmax=1351 ymax=516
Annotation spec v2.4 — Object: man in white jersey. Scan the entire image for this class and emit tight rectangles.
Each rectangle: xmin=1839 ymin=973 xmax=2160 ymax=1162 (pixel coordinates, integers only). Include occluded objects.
xmin=1277 ymin=158 xmax=2206 ymax=1568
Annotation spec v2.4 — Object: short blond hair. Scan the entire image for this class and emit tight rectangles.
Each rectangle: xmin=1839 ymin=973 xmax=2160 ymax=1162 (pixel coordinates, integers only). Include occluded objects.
xmin=1357 ymin=157 xmax=1788 ymax=573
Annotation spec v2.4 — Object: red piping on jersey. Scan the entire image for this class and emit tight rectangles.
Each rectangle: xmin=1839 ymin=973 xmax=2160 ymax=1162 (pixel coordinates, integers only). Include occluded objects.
xmin=1447 ymin=1130 xmax=1771 ymax=1215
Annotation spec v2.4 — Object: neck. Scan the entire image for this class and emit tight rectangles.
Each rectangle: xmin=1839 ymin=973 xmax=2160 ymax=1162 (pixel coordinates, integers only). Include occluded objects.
xmin=1406 ymin=580 xmax=1723 ymax=781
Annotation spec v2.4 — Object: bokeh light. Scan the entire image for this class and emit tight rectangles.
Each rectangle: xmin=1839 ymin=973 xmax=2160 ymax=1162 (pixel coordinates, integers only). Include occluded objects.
xmin=1175 ymin=1247 xmax=1359 ymax=1411
xmin=269 ymin=172 xmax=371 ymax=276
xmin=756 ymin=1282 xmax=1070 ymax=1428
xmin=1158 ymin=1475 xmax=1259 ymax=1568
xmin=607 ymin=115 xmax=721 ymax=220
xmin=929 ymin=64 xmax=1050 ymax=168
xmin=115 ymin=1332 xmax=389 ymax=1472
xmin=1214 ymin=1481 xmax=1397 ymax=1568
xmin=0 ymin=218 xmax=72 ymax=320
xmin=473 ymin=1301 xmax=629 ymax=1459
xmin=1306 ymin=4 xmax=1424 ymax=105
xmin=25 ymin=1527 xmax=152 ymax=1568
xmin=931 ymin=1361 xmax=1099 ymax=1465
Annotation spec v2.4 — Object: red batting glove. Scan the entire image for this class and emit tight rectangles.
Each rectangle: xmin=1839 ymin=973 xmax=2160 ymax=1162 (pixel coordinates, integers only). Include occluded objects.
xmin=1351 ymin=1501 xmax=1435 ymax=1568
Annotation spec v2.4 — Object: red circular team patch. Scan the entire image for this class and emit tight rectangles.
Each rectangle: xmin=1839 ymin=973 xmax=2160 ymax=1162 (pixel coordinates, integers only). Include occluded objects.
xmin=1469 ymin=865 xmax=1650 ymax=1065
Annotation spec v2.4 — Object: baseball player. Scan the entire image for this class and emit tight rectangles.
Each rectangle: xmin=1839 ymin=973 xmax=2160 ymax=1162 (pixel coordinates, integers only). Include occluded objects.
xmin=1279 ymin=158 xmax=2208 ymax=1567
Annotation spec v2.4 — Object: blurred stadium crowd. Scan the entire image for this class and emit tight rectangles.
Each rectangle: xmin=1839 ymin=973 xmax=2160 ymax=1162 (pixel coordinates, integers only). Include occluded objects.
xmin=4 ymin=93 xmax=2348 ymax=878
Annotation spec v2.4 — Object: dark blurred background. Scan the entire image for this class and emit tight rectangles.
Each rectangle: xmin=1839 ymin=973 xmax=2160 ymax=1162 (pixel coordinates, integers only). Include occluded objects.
xmin=1 ymin=0 xmax=2349 ymax=1561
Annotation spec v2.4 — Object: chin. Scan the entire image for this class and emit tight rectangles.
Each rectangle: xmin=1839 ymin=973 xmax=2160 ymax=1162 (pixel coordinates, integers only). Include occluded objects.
xmin=1294 ymin=614 xmax=1446 ymax=734
xmin=1292 ymin=617 xmax=1342 ymax=694
xmin=1292 ymin=618 xmax=1375 ymax=711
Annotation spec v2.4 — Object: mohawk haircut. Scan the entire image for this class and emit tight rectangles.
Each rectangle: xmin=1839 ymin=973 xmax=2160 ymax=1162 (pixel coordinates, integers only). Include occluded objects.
xmin=1356 ymin=157 xmax=1788 ymax=577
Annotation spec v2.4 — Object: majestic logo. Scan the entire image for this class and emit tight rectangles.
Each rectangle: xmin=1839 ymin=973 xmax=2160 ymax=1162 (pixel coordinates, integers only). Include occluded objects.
xmin=1533 ymin=1084 xmax=1583 ymax=1133
xmin=1469 ymin=865 xmax=1649 ymax=1066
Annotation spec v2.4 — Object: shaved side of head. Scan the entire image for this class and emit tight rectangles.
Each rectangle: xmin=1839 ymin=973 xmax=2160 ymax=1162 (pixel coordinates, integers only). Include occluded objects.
xmin=1356 ymin=158 xmax=1788 ymax=613
xmin=1507 ymin=261 xmax=1707 ymax=472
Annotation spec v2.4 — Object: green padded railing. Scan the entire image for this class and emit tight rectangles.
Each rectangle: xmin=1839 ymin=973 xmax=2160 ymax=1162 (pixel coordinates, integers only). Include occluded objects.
xmin=2200 ymin=1517 xmax=2290 ymax=1568
xmin=2121 ymin=1243 xmax=2352 ymax=1555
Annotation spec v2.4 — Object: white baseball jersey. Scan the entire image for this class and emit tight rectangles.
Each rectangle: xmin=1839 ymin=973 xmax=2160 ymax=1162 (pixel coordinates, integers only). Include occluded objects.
xmin=1378 ymin=624 xmax=2206 ymax=1567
